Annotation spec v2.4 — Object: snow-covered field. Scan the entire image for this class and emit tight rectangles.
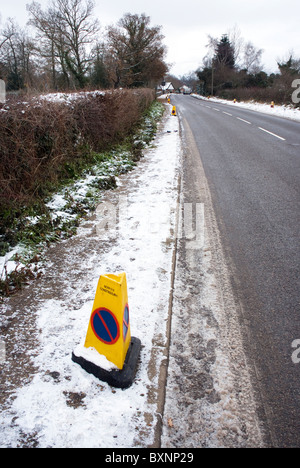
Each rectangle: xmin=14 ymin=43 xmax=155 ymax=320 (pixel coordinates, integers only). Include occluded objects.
xmin=0 ymin=106 xmax=181 ymax=448
xmin=191 ymin=94 xmax=300 ymax=122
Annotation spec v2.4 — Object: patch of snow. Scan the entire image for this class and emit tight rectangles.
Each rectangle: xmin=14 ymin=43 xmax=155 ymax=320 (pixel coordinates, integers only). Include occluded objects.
xmin=73 ymin=342 xmax=119 ymax=371
xmin=191 ymin=94 xmax=300 ymax=122
xmin=0 ymin=249 xmax=25 ymax=279
xmin=46 ymin=193 xmax=68 ymax=212
xmin=0 ymin=106 xmax=181 ymax=448
xmin=37 ymin=90 xmax=106 ymax=105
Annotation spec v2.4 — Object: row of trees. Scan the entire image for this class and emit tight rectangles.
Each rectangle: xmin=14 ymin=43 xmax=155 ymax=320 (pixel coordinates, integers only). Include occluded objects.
xmin=196 ymin=29 xmax=300 ymax=104
xmin=0 ymin=0 xmax=168 ymax=92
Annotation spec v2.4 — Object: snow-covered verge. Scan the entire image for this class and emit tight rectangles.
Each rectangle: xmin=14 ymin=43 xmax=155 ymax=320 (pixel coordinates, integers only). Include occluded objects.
xmin=0 ymin=99 xmax=163 ymax=297
xmin=0 ymin=151 xmax=134 ymax=283
xmin=0 ymin=105 xmax=181 ymax=448
xmin=191 ymin=94 xmax=300 ymax=122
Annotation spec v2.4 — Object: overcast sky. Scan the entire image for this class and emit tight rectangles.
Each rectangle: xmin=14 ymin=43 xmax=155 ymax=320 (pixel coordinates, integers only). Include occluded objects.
xmin=1 ymin=0 xmax=299 ymax=76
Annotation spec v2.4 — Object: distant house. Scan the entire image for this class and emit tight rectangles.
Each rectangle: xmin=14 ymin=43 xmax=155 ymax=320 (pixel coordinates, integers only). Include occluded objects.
xmin=180 ymin=85 xmax=192 ymax=95
xmin=157 ymin=82 xmax=175 ymax=94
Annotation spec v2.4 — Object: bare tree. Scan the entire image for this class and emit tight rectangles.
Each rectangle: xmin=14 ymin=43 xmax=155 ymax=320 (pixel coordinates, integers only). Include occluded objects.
xmin=106 ymin=13 xmax=167 ymax=88
xmin=202 ymin=34 xmax=218 ymax=68
xmin=0 ymin=19 xmax=36 ymax=89
xmin=227 ymin=25 xmax=244 ymax=68
xmin=55 ymin=0 xmax=100 ymax=87
xmin=223 ymin=26 xmax=263 ymax=73
xmin=27 ymin=2 xmax=63 ymax=88
xmin=0 ymin=35 xmax=11 ymax=50
xmin=242 ymin=41 xmax=263 ymax=74
xmin=27 ymin=0 xmax=100 ymax=88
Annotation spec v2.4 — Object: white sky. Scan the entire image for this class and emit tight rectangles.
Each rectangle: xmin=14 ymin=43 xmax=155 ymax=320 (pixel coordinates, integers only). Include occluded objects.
xmin=1 ymin=0 xmax=299 ymax=76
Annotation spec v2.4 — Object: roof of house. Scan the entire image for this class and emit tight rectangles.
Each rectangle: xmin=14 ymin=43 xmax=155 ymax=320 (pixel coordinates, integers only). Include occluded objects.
xmin=158 ymin=82 xmax=175 ymax=91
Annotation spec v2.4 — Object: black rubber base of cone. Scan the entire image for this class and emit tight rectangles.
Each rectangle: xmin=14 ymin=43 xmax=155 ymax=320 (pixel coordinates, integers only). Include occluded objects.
xmin=72 ymin=337 xmax=141 ymax=389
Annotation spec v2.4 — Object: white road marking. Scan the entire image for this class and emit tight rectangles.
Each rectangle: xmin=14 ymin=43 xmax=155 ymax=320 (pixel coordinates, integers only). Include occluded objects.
xmin=198 ymin=104 xmax=287 ymax=142
xmin=259 ymin=127 xmax=286 ymax=141
xmin=237 ymin=117 xmax=251 ymax=124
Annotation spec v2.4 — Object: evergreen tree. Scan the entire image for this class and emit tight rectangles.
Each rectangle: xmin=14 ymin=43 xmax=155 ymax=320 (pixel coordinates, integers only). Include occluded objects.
xmin=214 ymin=34 xmax=235 ymax=69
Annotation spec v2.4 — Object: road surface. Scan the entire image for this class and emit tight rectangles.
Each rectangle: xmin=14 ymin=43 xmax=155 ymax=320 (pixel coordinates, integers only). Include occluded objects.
xmin=172 ymin=95 xmax=300 ymax=447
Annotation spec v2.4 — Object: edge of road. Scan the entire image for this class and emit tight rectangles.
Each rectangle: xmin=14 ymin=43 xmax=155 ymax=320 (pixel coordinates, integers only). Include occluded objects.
xmin=158 ymin=100 xmax=267 ymax=447
xmin=190 ymin=94 xmax=300 ymax=124
xmin=148 ymin=101 xmax=183 ymax=448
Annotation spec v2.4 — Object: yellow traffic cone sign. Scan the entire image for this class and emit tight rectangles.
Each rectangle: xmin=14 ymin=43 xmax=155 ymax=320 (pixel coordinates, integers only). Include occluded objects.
xmin=72 ymin=272 xmax=141 ymax=388
xmin=171 ymin=106 xmax=177 ymax=116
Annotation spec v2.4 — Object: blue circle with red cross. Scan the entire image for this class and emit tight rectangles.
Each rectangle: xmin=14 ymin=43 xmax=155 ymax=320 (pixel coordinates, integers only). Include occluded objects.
xmin=91 ymin=308 xmax=120 ymax=345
